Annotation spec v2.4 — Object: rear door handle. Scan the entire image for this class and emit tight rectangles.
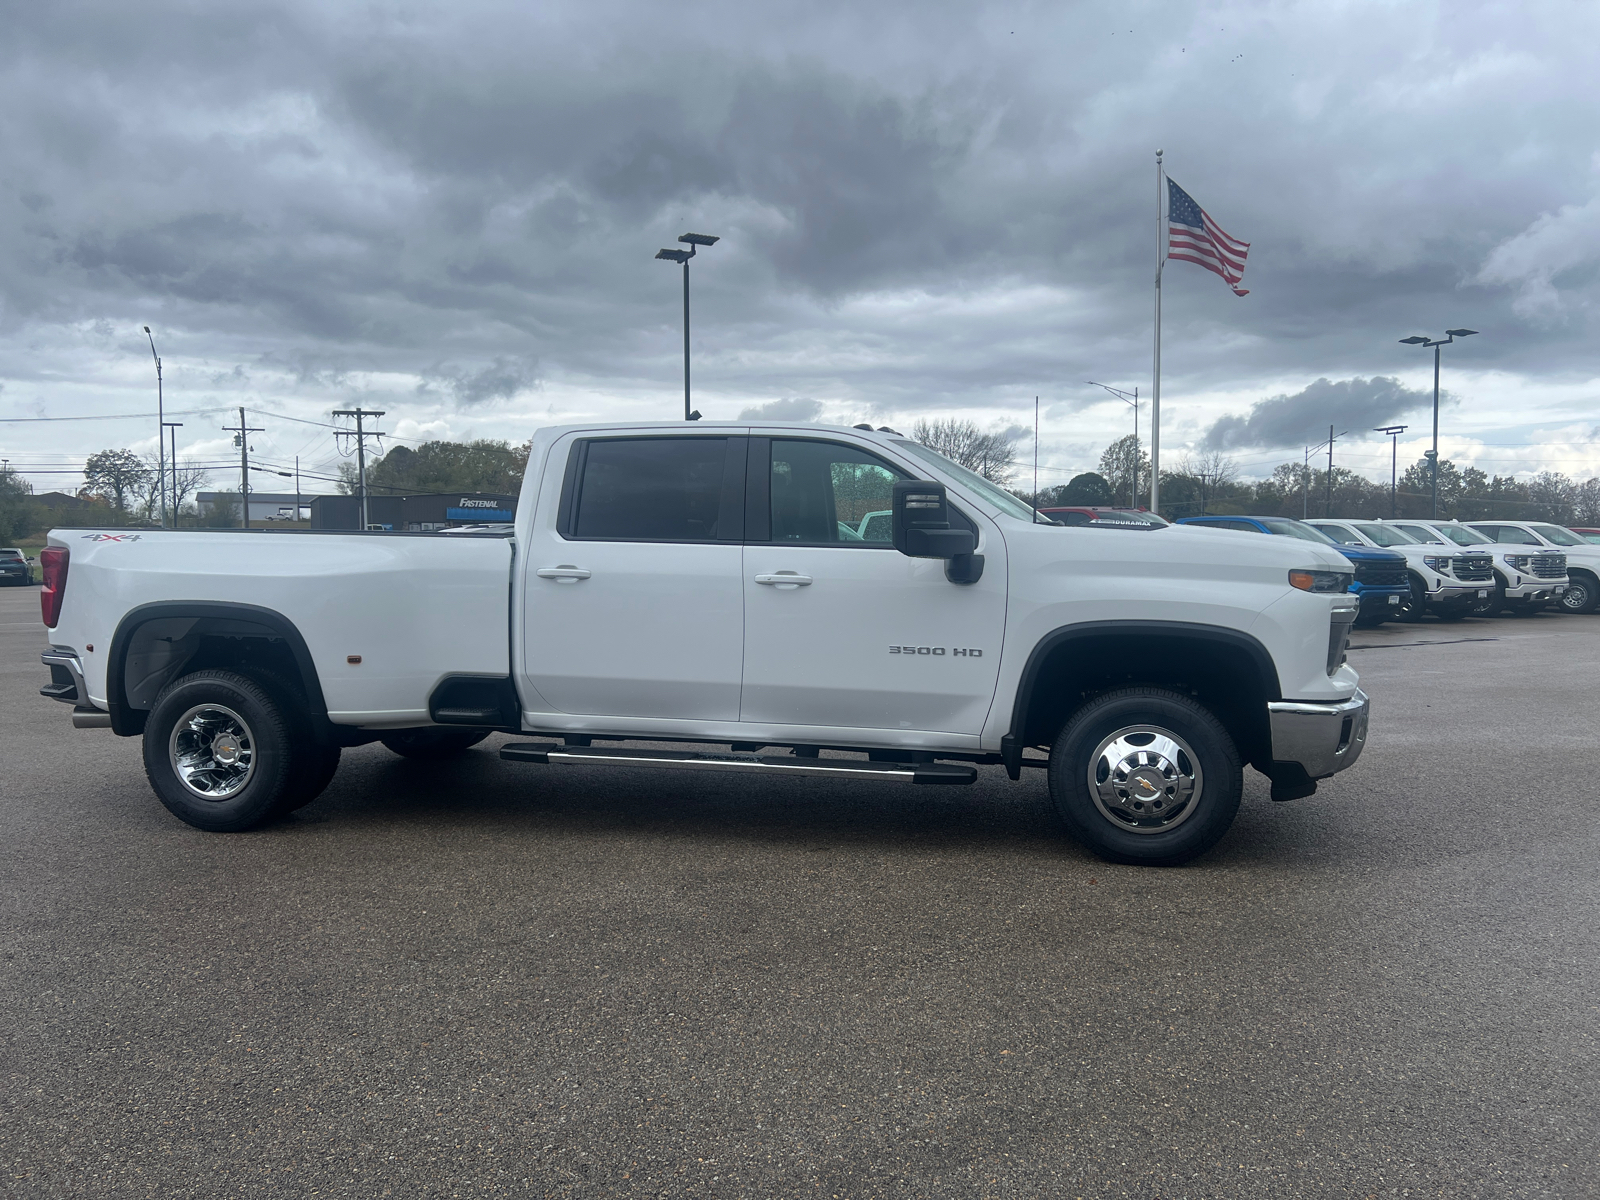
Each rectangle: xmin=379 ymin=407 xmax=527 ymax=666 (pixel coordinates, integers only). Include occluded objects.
xmin=536 ymin=565 xmax=591 ymax=582
xmin=754 ymin=572 xmax=813 ymax=587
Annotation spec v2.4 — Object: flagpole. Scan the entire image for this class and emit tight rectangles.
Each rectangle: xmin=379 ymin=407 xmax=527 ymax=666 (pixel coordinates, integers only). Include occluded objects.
xmin=1151 ymin=148 xmax=1165 ymax=514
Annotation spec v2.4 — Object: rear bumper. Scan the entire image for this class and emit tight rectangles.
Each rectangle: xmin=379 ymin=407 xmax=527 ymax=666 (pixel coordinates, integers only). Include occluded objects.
xmin=1268 ymin=689 xmax=1370 ymax=781
xmin=40 ymin=648 xmax=87 ymax=705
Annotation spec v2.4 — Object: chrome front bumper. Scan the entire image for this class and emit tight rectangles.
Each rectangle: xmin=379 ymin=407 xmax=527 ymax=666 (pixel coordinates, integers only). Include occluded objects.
xmin=1268 ymin=689 xmax=1369 ymax=780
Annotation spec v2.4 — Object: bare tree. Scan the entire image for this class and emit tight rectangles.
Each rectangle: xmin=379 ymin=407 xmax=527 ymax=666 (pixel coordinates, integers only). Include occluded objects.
xmin=911 ymin=418 xmax=1021 ymax=484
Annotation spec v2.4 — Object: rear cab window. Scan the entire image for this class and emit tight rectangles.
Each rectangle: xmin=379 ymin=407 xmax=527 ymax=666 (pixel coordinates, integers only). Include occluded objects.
xmin=560 ymin=436 xmax=746 ymax=543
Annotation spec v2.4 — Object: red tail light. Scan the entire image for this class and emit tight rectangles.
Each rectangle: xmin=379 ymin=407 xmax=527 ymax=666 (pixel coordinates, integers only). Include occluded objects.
xmin=40 ymin=546 xmax=69 ymax=628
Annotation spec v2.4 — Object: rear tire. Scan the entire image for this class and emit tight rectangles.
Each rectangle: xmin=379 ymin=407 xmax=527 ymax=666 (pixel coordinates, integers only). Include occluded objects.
xmin=1048 ymin=687 xmax=1243 ymax=867
xmin=246 ymin=668 xmax=341 ymax=812
xmin=380 ymin=727 xmax=492 ymax=759
xmin=142 ymin=670 xmax=300 ymax=832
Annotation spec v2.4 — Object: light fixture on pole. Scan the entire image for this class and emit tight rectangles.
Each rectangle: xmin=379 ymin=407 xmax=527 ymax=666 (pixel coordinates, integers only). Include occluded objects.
xmin=161 ymin=421 xmax=183 ymax=526
xmin=143 ymin=326 xmax=166 ymax=528
xmin=1087 ymin=382 xmax=1140 ymax=506
xmin=1373 ymin=424 xmax=1408 ymax=518
xmin=1399 ymin=329 xmax=1478 ymax=519
xmin=655 ymin=233 xmax=719 ymax=421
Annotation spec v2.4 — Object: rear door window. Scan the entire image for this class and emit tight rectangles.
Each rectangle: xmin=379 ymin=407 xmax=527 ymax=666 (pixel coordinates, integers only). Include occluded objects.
xmin=563 ymin=437 xmax=745 ymax=542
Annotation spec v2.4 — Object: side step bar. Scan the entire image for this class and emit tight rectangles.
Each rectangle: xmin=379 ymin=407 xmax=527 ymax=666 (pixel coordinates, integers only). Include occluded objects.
xmin=500 ymin=743 xmax=977 ymax=786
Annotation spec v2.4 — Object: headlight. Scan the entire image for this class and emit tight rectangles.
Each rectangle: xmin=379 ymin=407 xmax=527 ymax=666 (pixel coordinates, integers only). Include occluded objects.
xmin=1289 ymin=569 xmax=1352 ymax=593
xmin=1504 ymin=554 xmax=1531 ymax=569
xmin=1423 ymin=555 xmax=1450 ymax=571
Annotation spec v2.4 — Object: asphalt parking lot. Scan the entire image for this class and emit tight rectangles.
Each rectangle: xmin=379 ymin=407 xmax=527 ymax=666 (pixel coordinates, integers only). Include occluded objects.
xmin=2 ymin=584 xmax=1597 ymax=1199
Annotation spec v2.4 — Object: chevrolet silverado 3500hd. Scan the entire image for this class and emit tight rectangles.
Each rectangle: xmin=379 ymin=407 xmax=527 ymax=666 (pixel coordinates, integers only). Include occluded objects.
xmin=37 ymin=422 xmax=1369 ymax=866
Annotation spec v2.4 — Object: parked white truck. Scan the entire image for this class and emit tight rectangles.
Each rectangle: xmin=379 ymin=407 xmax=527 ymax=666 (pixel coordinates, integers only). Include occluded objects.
xmin=37 ymin=422 xmax=1370 ymax=866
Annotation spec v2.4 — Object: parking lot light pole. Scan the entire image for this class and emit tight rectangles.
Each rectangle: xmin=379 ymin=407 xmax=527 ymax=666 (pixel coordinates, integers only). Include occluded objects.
xmin=1087 ymin=382 xmax=1139 ymax=506
xmin=1374 ymin=424 xmax=1408 ymax=517
xmin=1399 ymin=329 xmax=1477 ymax=519
xmin=655 ymin=233 xmax=719 ymax=421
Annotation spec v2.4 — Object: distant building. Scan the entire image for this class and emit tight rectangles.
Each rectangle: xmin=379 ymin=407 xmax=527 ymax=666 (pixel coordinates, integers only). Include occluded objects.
xmin=33 ymin=492 xmax=98 ymax=513
xmin=196 ymin=491 xmax=315 ymax=523
xmin=309 ymin=492 xmax=517 ymax=531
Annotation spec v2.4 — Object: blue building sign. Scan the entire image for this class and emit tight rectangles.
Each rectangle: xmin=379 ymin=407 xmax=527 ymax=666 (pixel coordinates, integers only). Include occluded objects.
xmin=447 ymin=507 xmax=514 ymax=522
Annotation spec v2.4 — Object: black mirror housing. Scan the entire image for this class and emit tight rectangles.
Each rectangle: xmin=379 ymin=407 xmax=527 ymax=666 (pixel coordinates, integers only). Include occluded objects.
xmin=892 ymin=479 xmax=983 ymax=583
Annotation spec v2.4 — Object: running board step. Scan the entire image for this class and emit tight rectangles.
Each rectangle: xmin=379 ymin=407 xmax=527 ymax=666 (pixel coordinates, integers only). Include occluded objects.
xmin=499 ymin=743 xmax=977 ymax=786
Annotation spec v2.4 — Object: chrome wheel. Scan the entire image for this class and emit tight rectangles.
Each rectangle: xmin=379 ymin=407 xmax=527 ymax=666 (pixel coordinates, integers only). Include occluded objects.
xmin=1087 ymin=724 xmax=1204 ymax=835
xmin=169 ymin=704 xmax=257 ymax=800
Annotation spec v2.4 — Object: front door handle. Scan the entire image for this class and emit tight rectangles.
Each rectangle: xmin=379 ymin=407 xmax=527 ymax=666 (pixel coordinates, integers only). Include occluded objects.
xmin=754 ymin=572 xmax=813 ymax=588
xmin=536 ymin=565 xmax=591 ymax=582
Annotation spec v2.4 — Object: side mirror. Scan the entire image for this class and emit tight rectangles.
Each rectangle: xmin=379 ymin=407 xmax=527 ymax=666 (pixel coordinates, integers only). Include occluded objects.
xmin=891 ymin=480 xmax=983 ymax=583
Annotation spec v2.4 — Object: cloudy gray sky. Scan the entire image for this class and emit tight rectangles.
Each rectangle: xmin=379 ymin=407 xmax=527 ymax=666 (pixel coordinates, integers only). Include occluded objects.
xmin=3 ymin=0 xmax=1599 ymax=494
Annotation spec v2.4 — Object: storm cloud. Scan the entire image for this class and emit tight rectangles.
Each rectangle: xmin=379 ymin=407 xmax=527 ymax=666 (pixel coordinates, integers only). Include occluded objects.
xmin=1202 ymin=377 xmax=1436 ymax=452
xmin=2 ymin=1 xmax=1599 ymax=487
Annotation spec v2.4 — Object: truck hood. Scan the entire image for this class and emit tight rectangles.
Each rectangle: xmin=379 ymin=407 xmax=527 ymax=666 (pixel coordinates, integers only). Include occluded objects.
xmin=1005 ymin=518 xmax=1352 ymax=576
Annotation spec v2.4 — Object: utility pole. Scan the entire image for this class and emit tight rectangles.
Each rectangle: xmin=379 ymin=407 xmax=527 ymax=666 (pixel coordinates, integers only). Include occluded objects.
xmin=1374 ymin=425 xmax=1408 ymax=517
xmin=162 ymin=422 xmax=183 ymax=526
xmin=221 ymin=408 xmax=266 ymax=529
xmin=1087 ymin=382 xmax=1140 ymax=506
xmin=143 ymin=327 xmax=166 ymax=528
xmin=295 ymin=456 xmax=302 ymax=524
xmin=332 ymin=408 xmax=387 ymax=530
xmin=1326 ymin=424 xmax=1335 ymax=517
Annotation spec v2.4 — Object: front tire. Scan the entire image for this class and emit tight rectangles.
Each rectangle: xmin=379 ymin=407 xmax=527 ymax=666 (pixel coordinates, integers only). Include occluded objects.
xmin=142 ymin=670 xmax=301 ymax=832
xmin=1468 ymin=585 xmax=1503 ymax=617
xmin=1048 ymin=687 xmax=1243 ymax=867
xmin=1399 ymin=575 xmax=1427 ymax=622
xmin=1560 ymin=573 xmax=1597 ymax=615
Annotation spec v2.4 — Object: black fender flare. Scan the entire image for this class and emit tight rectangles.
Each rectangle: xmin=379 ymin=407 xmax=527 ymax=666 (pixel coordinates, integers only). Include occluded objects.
xmin=106 ymin=601 xmax=331 ymax=738
xmin=1001 ymin=619 xmax=1283 ymax=776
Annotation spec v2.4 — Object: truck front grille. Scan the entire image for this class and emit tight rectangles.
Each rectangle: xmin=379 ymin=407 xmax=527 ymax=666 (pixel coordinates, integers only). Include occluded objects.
xmin=1353 ymin=563 xmax=1407 ymax=588
xmin=1531 ymin=554 xmax=1566 ymax=578
xmin=1452 ymin=555 xmax=1494 ymax=582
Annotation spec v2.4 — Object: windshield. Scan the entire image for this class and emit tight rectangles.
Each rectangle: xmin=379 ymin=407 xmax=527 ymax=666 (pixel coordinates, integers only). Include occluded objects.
xmin=1393 ymin=523 xmax=1446 ymax=545
xmin=890 ymin=441 xmax=1040 ymax=522
xmin=1309 ymin=522 xmax=1364 ymax=546
xmin=1259 ymin=518 xmax=1339 ymax=544
xmin=1530 ymin=524 xmax=1584 ymax=546
xmin=1436 ymin=525 xmax=1490 ymax=546
xmin=1582 ymin=533 xmax=1600 ymax=545
xmin=1353 ymin=523 xmax=1417 ymax=547
xmin=0 ymin=549 xmax=23 ymax=561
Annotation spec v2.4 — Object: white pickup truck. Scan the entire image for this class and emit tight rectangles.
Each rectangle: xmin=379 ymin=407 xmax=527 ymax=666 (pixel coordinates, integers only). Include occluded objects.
xmin=37 ymin=422 xmax=1370 ymax=866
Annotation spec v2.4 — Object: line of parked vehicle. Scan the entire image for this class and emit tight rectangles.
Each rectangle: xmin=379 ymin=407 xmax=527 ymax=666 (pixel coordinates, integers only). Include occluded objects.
xmin=1037 ymin=506 xmax=1600 ymax=627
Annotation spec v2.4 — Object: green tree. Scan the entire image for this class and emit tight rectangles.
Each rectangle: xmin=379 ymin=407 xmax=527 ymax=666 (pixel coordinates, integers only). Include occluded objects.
xmin=82 ymin=449 xmax=151 ymax=514
xmin=1098 ymin=434 xmax=1150 ymax=506
xmin=1060 ymin=472 xmax=1113 ymax=506
xmin=0 ymin=464 xmax=40 ymax=543
xmin=346 ymin=439 xmax=531 ymax=496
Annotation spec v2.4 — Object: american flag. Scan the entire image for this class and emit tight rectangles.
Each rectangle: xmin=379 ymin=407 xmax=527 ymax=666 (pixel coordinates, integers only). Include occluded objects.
xmin=1166 ymin=178 xmax=1250 ymax=296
